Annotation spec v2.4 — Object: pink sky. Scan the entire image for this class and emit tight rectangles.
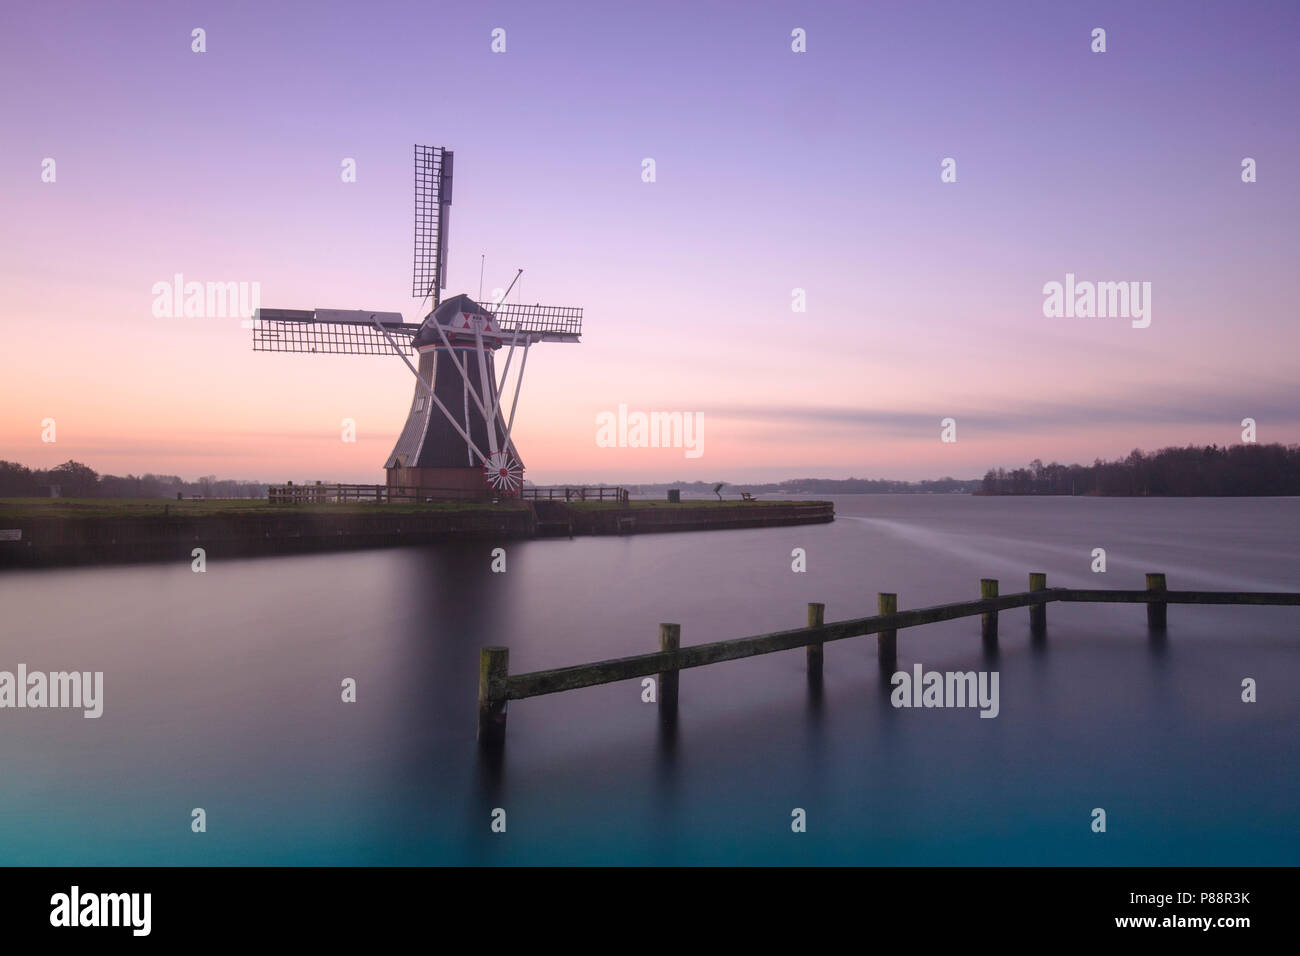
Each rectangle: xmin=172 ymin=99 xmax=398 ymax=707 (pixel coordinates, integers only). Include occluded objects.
xmin=2 ymin=1 xmax=1297 ymax=484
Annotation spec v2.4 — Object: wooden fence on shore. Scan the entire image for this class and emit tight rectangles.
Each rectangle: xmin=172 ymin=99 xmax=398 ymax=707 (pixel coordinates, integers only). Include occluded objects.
xmin=268 ymin=482 xmax=490 ymax=504
xmin=476 ymin=572 xmax=1300 ymax=746
xmin=520 ymin=486 xmax=629 ymax=504
xmin=267 ymin=483 xmax=630 ymax=505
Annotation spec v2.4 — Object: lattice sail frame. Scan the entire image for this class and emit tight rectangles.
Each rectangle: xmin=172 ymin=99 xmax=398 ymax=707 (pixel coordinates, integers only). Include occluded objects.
xmin=413 ymin=145 xmax=452 ymax=304
xmin=251 ymin=304 xmax=582 ymax=354
xmin=488 ymin=302 xmax=583 ymax=338
xmin=251 ymin=309 xmax=417 ymax=354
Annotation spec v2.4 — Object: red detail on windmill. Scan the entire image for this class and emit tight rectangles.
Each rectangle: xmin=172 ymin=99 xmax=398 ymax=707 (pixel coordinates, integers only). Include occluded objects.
xmin=483 ymin=451 xmax=523 ymax=494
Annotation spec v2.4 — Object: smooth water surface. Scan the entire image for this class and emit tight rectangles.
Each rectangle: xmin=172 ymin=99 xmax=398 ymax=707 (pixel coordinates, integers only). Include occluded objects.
xmin=1 ymin=495 xmax=1296 ymax=865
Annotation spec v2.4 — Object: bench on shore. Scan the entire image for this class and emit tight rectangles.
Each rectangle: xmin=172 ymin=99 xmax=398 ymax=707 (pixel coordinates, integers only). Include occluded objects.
xmin=740 ymin=492 xmax=756 ymax=501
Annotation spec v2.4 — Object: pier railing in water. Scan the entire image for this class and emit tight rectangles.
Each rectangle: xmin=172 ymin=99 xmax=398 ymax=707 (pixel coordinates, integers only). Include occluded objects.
xmin=476 ymin=572 xmax=1300 ymax=746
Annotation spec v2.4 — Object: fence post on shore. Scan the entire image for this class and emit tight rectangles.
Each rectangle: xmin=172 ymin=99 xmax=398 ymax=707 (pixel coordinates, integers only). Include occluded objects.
xmin=980 ymin=578 xmax=999 ymax=644
xmin=477 ymin=647 xmax=509 ymax=748
xmin=806 ymin=603 xmax=824 ymax=678
xmin=1146 ymin=573 xmax=1168 ymax=632
xmin=659 ymin=623 xmax=680 ymax=724
xmin=1029 ymin=572 xmax=1047 ymax=638
xmin=878 ymin=593 xmax=898 ymax=664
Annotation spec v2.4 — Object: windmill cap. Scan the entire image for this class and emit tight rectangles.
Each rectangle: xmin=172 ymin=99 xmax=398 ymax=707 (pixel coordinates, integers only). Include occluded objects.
xmin=412 ymin=293 xmax=492 ymax=348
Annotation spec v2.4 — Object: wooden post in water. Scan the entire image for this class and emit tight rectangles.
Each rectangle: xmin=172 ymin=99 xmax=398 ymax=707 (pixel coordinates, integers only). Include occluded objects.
xmin=878 ymin=593 xmax=898 ymax=664
xmin=806 ymin=603 xmax=824 ymax=677
xmin=980 ymin=578 xmax=999 ymax=644
xmin=1029 ymin=572 xmax=1047 ymax=637
xmin=659 ymin=623 xmax=680 ymax=723
xmin=477 ymin=647 xmax=509 ymax=748
xmin=1146 ymin=573 xmax=1168 ymax=632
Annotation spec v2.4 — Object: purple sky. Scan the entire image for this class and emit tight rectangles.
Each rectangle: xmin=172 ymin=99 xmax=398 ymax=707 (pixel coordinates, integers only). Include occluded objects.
xmin=2 ymin=0 xmax=1297 ymax=483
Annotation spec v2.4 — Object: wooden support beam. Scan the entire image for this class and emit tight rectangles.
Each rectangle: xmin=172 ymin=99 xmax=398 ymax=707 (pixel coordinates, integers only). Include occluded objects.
xmin=877 ymin=593 xmax=897 ymax=664
xmin=477 ymin=646 xmax=509 ymax=748
xmin=1146 ymin=573 xmax=1168 ymax=632
xmin=658 ymin=623 xmax=680 ymax=724
xmin=806 ymin=603 xmax=824 ymax=677
xmin=981 ymin=578 xmax=999 ymax=644
xmin=1029 ymin=572 xmax=1047 ymax=637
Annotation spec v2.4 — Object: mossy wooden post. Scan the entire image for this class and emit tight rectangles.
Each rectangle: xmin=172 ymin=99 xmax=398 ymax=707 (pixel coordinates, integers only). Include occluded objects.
xmin=1146 ymin=573 xmax=1168 ymax=632
xmin=659 ymin=623 xmax=680 ymax=723
xmin=1029 ymin=572 xmax=1047 ymax=637
xmin=878 ymin=593 xmax=898 ymax=663
xmin=806 ymin=603 xmax=824 ymax=677
xmin=980 ymin=578 xmax=998 ymax=644
xmin=477 ymin=647 xmax=509 ymax=748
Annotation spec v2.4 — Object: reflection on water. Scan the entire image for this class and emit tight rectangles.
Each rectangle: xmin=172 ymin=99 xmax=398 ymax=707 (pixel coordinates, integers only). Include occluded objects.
xmin=0 ymin=496 xmax=1297 ymax=864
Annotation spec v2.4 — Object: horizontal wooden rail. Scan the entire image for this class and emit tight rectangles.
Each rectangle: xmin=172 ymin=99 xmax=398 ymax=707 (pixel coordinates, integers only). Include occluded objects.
xmin=520 ymin=485 xmax=629 ymax=504
xmin=475 ymin=573 xmax=1300 ymax=747
xmin=505 ymin=593 xmax=1052 ymax=701
xmin=268 ymin=482 xmax=498 ymax=504
xmin=1054 ymin=590 xmax=1300 ymax=606
xmin=267 ymin=482 xmax=633 ymax=505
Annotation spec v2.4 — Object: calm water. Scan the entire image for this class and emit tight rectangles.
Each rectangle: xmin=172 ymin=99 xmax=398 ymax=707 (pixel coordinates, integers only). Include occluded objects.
xmin=1 ymin=495 xmax=1297 ymax=865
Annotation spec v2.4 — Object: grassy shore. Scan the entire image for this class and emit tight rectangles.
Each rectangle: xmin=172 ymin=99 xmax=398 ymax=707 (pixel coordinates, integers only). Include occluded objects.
xmin=0 ymin=497 xmax=800 ymax=521
xmin=0 ymin=497 xmax=532 ymax=520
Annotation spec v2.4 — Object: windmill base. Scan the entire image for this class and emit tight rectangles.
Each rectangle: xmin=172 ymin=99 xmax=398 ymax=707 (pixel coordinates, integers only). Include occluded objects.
xmin=386 ymin=466 xmax=490 ymax=499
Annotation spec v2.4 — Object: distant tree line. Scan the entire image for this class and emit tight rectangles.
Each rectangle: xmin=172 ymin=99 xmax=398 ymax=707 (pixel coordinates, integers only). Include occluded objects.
xmin=979 ymin=444 xmax=1300 ymax=496
xmin=0 ymin=460 xmax=267 ymax=499
xmin=6 ymin=444 xmax=1296 ymax=500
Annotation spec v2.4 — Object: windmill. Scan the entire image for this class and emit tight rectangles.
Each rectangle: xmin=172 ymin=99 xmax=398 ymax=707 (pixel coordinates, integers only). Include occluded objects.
xmin=252 ymin=145 xmax=582 ymax=497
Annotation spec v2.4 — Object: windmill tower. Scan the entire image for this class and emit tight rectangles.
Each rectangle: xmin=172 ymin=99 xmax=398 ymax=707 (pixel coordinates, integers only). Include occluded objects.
xmin=252 ymin=145 xmax=582 ymax=497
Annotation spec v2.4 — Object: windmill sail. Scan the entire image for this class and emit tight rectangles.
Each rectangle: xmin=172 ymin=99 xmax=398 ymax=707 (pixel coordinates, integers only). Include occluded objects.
xmin=251 ymin=309 xmax=417 ymax=354
xmin=487 ymin=303 xmax=583 ymax=342
xmin=413 ymin=145 xmax=451 ymax=304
